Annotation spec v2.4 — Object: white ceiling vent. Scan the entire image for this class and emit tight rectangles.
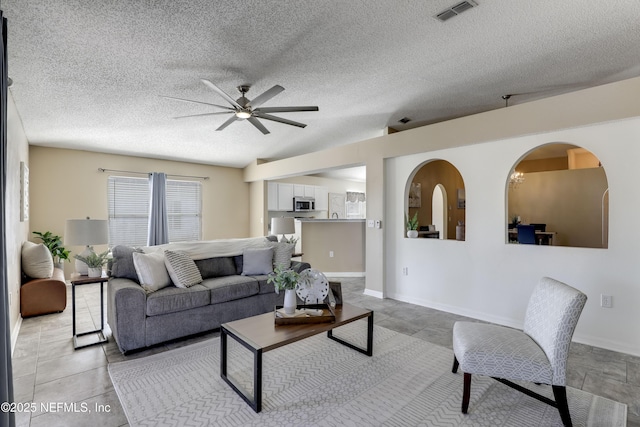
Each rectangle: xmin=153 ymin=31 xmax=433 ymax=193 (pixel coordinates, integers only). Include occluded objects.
xmin=435 ymin=1 xmax=478 ymax=22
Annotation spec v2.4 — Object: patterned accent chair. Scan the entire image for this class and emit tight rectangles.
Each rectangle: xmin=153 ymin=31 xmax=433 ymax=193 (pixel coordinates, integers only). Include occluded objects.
xmin=452 ymin=277 xmax=587 ymax=427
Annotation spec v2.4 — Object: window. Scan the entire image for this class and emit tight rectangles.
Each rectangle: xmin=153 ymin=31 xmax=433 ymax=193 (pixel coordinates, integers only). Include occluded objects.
xmin=107 ymin=176 xmax=202 ymax=246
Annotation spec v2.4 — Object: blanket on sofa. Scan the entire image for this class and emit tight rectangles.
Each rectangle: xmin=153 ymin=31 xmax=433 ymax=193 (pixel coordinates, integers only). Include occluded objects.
xmin=141 ymin=237 xmax=270 ymax=260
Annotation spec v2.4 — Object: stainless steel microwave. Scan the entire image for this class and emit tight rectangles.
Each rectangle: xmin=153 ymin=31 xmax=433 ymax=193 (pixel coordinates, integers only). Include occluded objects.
xmin=293 ymin=197 xmax=315 ymax=212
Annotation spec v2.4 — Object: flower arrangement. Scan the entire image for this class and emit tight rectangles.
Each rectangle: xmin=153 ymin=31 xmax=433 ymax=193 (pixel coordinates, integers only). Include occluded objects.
xmin=267 ymin=265 xmax=302 ymax=294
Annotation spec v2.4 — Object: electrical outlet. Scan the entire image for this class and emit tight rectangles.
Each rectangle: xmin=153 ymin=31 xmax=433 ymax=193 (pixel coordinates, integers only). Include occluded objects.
xmin=601 ymin=294 xmax=613 ymax=308
xmin=329 ymin=251 xmax=334 ymax=258
xmin=367 ymin=220 xmax=374 ymax=228
xmin=402 ymin=267 xmax=408 ymax=276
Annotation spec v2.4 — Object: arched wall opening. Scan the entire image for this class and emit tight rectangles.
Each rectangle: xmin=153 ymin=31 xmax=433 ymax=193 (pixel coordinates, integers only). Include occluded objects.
xmin=506 ymin=143 xmax=608 ymax=248
xmin=405 ymin=159 xmax=465 ymax=240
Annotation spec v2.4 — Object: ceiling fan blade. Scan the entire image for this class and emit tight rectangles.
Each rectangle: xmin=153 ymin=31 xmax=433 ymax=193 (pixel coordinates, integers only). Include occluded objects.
xmin=249 ymin=85 xmax=284 ymax=108
xmin=201 ymin=79 xmax=242 ymax=109
xmin=173 ymin=111 xmax=233 ymax=119
xmin=247 ymin=117 xmax=270 ymax=135
xmin=216 ymin=115 xmax=239 ymax=131
xmin=160 ymin=95 xmax=234 ymax=111
xmin=255 ymin=112 xmax=307 ymax=128
xmin=255 ymin=106 xmax=319 ymax=113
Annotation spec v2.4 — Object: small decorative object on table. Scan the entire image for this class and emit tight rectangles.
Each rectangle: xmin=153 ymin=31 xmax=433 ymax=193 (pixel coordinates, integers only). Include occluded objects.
xmin=406 ymin=212 xmax=419 ymax=238
xmin=73 ymin=250 xmax=109 ymax=277
xmin=268 ymin=265 xmax=305 ymax=315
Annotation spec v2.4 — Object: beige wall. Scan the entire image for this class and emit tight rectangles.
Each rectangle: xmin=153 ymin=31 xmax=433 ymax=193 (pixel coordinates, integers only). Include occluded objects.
xmin=28 ymin=147 xmax=250 ymax=278
xmin=300 ymin=221 xmax=365 ymax=273
xmin=6 ymin=93 xmax=30 ymax=344
xmin=508 ymin=168 xmax=608 ymax=247
xmin=249 ymin=180 xmax=266 ymax=237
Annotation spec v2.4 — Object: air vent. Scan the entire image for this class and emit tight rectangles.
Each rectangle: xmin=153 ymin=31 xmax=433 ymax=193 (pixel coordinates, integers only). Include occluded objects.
xmin=435 ymin=1 xmax=477 ymax=22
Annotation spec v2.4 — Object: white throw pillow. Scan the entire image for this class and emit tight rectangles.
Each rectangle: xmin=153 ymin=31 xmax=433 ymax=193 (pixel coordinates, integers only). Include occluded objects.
xmin=132 ymin=251 xmax=172 ymax=293
xmin=164 ymin=250 xmax=202 ymax=288
xmin=21 ymin=241 xmax=54 ymax=279
xmin=267 ymin=241 xmax=295 ymax=269
xmin=241 ymin=247 xmax=274 ymax=275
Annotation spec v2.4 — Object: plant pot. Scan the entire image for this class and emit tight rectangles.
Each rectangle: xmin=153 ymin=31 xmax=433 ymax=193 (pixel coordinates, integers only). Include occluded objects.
xmin=407 ymin=230 xmax=419 ymax=238
xmin=283 ymin=289 xmax=297 ymax=315
xmin=88 ymin=267 xmax=103 ymax=278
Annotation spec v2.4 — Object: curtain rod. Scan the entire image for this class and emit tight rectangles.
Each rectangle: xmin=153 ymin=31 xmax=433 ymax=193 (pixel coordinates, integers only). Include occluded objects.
xmin=98 ymin=168 xmax=209 ymax=180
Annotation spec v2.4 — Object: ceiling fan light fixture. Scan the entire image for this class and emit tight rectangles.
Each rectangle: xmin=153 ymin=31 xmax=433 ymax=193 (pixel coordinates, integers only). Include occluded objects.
xmin=235 ymin=110 xmax=252 ymax=119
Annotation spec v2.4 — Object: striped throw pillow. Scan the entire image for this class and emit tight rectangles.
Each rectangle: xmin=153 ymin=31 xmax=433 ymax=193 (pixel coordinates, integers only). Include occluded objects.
xmin=164 ymin=250 xmax=202 ymax=288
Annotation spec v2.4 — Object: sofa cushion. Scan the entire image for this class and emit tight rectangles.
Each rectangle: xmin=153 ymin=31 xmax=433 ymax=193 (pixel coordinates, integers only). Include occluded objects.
xmin=111 ymin=245 xmax=143 ymax=281
xmin=21 ymin=241 xmax=54 ymax=279
xmin=267 ymin=241 xmax=295 ymax=269
xmin=252 ymin=274 xmax=277 ymax=295
xmin=201 ymin=276 xmax=260 ymax=304
xmin=195 ymin=256 xmax=237 ymax=279
xmin=241 ymin=247 xmax=273 ymax=275
xmin=164 ymin=250 xmax=203 ymax=288
xmin=132 ymin=251 xmax=172 ymax=293
xmin=145 ymin=284 xmax=210 ymax=316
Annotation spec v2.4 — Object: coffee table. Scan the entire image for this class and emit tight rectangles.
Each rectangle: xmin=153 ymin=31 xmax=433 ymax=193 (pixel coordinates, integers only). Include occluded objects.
xmin=220 ymin=303 xmax=373 ymax=412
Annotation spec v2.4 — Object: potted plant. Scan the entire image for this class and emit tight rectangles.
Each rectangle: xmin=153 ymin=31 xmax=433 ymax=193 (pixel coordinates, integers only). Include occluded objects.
xmin=267 ymin=265 xmax=303 ymax=315
xmin=74 ymin=250 xmax=109 ymax=277
xmin=405 ymin=212 xmax=419 ymax=238
xmin=33 ymin=231 xmax=70 ymax=269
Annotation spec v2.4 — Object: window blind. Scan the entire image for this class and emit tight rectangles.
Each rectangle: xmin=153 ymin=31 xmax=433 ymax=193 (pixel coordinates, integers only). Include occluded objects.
xmin=107 ymin=176 xmax=202 ymax=247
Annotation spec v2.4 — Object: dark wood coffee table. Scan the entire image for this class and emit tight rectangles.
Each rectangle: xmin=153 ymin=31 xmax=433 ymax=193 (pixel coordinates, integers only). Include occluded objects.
xmin=220 ymin=303 xmax=373 ymax=412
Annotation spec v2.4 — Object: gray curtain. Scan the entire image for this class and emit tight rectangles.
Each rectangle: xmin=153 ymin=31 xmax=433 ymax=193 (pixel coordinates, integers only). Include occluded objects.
xmin=1 ymin=10 xmax=16 ymax=427
xmin=147 ymin=172 xmax=169 ymax=246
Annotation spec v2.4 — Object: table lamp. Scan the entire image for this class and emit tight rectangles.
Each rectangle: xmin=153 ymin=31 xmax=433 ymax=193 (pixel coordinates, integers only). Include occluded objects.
xmin=271 ymin=217 xmax=295 ymax=242
xmin=65 ymin=217 xmax=109 ymax=275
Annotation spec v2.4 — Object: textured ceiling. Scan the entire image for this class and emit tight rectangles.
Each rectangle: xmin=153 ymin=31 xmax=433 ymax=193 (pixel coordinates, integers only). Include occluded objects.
xmin=3 ymin=0 xmax=640 ymax=169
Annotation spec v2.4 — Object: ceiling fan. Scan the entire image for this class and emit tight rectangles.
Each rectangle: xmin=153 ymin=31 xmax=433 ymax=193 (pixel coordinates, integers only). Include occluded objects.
xmin=162 ymin=79 xmax=319 ymax=135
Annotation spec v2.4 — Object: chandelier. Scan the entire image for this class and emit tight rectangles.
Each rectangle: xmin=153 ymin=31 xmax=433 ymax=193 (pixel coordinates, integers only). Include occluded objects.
xmin=509 ymin=171 xmax=525 ymax=188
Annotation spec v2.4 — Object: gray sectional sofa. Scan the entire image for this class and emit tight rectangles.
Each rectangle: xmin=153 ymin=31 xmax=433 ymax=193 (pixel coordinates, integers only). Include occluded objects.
xmin=107 ymin=237 xmax=309 ymax=353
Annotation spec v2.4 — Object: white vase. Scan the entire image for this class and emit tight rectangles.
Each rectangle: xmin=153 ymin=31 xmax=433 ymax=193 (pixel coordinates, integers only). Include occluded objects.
xmin=88 ymin=267 xmax=102 ymax=278
xmin=283 ymin=289 xmax=297 ymax=315
xmin=407 ymin=229 xmax=418 ymax=238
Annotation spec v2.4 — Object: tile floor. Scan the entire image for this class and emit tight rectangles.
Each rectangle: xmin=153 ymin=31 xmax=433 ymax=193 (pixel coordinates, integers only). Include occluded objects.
xmin=10 ymin=277 xmax=640 ymax=426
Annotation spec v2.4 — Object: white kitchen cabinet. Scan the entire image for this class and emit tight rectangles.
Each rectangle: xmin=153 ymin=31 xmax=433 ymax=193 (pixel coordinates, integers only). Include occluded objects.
xmin=267 ymin=182 xmax=279 ymax=211
xmin=314 ymin=186 xmax=329 ymax=211
xmin=277 ymin=183 xmax=294 ymax=211
xmin=293 ymin=184 xmax=305 ymax=197
xmin=304 ymin=185 xmax=316 ymax=197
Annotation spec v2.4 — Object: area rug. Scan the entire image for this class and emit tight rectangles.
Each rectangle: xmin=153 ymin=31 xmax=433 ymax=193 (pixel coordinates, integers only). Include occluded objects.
xmin=108 ymin=322 xmax=626 ymax=426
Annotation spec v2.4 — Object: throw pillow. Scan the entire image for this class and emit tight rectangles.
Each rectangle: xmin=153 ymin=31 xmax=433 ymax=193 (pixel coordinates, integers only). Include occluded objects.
xmin=194 ymin=257 xmax=237 ymax=279
xmin=241 ymin=247 xmax=274 ymax=275
xmin=110 ymin=245 xmax=144 ymax=281
xmin=132 ymin=251 xmax=172 ymax=293
xmin=164 ymin=250 xmax=203 ymax=288
xmin=267 ymin=241 xmax=295 ymax=269
xmin=21 ymin=241 xmax=54 ymax=279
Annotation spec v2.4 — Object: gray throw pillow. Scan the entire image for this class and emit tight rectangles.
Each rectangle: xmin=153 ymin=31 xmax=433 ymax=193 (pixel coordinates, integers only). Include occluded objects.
xmin=194 ymin=257 xmax=237 ymax=279
xmin=267 ymin=241 xmax=295 ymax=269
xmin=110 ymin=245 xmax=144 ymax=281
xmin=241 ymin=247 xmax=274 ymax=276
xmin=164 ymin=250 xmax=203 ymax=288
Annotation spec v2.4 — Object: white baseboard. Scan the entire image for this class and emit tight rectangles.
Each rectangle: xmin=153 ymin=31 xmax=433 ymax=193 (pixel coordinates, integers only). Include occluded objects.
xmin=11 ymin=316 xmax=22 ymax=357
xmin=363 ymin=289 xmax=384 ymax=299
xmin=323 ymin=272 xmax=365 ymax=278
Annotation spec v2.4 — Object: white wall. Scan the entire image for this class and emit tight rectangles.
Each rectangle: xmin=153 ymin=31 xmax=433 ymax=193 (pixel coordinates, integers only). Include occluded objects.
xmin=6 ymin=92 xmax=30 ymax=346
xmin=385 ymin=117 xmax=640 ymax=356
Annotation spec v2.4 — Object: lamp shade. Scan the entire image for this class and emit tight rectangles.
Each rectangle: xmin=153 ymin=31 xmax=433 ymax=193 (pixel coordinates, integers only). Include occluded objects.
xmin=271 ymin=217 xmax=295 ymax=236
xmin=65 ymin=218 xmax=109 ymax=246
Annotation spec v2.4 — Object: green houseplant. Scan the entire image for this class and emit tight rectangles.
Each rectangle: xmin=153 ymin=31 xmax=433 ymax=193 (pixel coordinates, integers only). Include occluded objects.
xmin=74 ymin=250 xmax=109 ymax=277
xmin=33 ymin=231 xmax=70 ymax=267
xmin=405 ymin=212 xmax=419 ymax=238
xmin=267 ymin=265 xmax=306 ymax=315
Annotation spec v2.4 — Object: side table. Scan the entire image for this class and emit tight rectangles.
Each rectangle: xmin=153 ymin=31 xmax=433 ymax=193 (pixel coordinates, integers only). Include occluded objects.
xmin=70 ymin=275 xmax=109 ymax=350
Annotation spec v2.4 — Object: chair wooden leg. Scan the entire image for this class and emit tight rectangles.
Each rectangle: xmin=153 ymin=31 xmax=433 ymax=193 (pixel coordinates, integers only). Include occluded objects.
xmin=462 ymin=373 xmax=471 ymax=414
xmin=452 ymin=356 xmax=459 ymax=373
xmin=552 ymin=385 xmax=572 ymax=427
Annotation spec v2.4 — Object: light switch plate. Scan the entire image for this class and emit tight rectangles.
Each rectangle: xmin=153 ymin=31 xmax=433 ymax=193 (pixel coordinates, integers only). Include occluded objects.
xmin=375 ymin=220 xmax=382 ymax=229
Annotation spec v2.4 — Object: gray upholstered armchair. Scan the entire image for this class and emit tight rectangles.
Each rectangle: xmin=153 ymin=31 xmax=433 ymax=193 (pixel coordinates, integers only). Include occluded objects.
xmin=452 ymin=277 xmax=587 ymax=427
